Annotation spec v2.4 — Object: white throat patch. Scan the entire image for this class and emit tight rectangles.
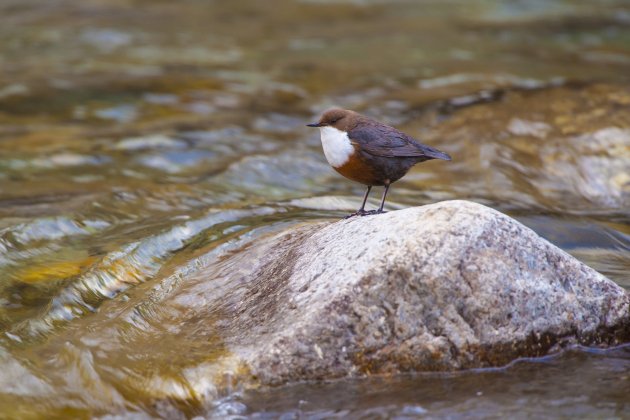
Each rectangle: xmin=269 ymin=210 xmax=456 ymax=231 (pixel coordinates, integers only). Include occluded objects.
xmin=319 ymin=126 xmax=354 ymax=168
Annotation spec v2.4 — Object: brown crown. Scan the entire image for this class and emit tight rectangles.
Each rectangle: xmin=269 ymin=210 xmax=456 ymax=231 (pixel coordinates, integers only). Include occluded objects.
xmin=314 ymin=108 xmax=360 ymax=132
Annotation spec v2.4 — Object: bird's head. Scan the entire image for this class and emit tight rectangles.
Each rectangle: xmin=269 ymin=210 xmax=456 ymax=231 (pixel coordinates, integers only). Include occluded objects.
xmin=307 ymin=108 xmax=355 ymax=131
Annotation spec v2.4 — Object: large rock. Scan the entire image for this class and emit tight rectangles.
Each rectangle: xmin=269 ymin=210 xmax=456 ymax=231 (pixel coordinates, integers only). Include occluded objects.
xmin=218 ymin=200 xmax=629 ymax=385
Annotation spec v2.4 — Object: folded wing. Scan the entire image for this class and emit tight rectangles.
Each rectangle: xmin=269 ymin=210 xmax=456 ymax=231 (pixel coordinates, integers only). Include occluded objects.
xmin=348 ymin=124 xmax=451 ymax=161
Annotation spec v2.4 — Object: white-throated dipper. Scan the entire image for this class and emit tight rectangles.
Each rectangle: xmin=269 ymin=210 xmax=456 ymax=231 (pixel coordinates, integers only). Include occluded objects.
xmin=307 ymin=108 xmax=451 ymax=217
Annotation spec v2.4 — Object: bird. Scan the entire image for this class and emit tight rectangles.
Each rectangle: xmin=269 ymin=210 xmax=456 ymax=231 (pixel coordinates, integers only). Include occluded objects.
xmin=307 ymin=108 xmax=451 ymax=217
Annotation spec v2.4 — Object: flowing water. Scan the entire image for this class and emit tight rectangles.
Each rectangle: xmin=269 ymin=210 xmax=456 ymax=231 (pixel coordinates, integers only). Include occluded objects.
xmin=0 ymin=0 xmax=629 ymax=418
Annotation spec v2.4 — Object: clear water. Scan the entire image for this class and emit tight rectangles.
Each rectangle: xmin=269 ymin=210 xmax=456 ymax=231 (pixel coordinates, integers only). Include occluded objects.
xmin=0 ymin=0 xmax=629 ymax=417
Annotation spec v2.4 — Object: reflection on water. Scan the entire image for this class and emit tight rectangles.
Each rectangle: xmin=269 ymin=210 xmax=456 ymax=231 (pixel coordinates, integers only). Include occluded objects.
xmin=0 ymin=0 xmax=629 ymax=417
xmin=236 ymin=345 xmax=630 ymax=419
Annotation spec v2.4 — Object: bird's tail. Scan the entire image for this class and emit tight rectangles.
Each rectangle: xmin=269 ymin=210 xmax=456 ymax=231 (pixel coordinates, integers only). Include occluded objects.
xmin=422 ymin=144 xmax=452 ymax=161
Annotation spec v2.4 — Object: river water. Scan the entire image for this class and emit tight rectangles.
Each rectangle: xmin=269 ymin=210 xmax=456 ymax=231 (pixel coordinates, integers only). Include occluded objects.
xmin=0 ymin=0 xmax=629 ymax=418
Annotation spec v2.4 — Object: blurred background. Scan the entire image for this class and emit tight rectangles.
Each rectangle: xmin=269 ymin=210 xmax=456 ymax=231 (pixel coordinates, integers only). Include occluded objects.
xmin=0 ymin=0 xmax=629 ymax=418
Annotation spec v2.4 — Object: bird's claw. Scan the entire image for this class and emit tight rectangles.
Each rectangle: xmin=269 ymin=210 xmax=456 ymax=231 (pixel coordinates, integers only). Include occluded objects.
xmin=344 ymin=209 xmax=387 ymax=219
xmin=361 ymin=210 xmax=387 ymax=216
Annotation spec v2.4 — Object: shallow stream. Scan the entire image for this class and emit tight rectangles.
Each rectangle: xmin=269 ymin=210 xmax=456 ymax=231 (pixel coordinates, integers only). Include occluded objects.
xmin=0 ymin=0 xmax=629 ymax=418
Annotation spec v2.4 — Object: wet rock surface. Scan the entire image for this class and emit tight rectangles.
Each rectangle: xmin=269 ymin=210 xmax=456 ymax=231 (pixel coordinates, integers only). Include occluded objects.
xmin=203 ymin=200 xmax=630 ymax=386
xmin=402 ymin=83 xmax=630 ymax=214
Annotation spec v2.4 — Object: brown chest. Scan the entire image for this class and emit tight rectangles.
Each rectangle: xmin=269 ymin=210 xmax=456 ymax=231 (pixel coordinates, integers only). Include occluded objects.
xmin=333 ymin=151 xmax=388 ymax=186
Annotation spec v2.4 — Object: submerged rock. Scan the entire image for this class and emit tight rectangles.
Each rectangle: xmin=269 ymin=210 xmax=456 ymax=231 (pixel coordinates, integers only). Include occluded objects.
xmin=406 ymin=83 xmax=630 ymax=212
xmin=215 ymin=200 xmax=629 ymax=385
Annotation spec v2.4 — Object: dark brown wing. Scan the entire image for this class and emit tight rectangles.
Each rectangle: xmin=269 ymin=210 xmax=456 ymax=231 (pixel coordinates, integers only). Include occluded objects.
xmin=348 ymin=123 xmax=451 ymax=161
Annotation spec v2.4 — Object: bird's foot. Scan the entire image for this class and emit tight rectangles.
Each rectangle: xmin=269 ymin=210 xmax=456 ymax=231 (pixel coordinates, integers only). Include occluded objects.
xmin=344 ymin=210 xmax=368 ymax=219
xmin=360 ymin=209 xmax=387 ymax=216
xmin=344 ymin=209 xmax=387 ymax=219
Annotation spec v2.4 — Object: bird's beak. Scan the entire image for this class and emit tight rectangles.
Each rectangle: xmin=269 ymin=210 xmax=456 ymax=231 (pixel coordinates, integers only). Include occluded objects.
xmin=306 ymin=122 xmax=323 ymax=127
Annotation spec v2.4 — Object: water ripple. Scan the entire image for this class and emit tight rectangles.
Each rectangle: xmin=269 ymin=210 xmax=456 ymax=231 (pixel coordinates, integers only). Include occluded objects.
xmin=8 ymin=207 xmax=277 ymax=340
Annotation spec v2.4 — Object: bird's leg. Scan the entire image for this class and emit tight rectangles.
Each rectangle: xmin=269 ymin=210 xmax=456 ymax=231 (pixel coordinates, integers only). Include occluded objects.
xmin=345 ymin=186 xmax=372 ymax=218
xmin=360 ymin=183 xmax=390 ymax=216
xmin=358 ymin=185 xmax=372 ymax=213
xmin=376 ymin=182 xmax=390 ymax=213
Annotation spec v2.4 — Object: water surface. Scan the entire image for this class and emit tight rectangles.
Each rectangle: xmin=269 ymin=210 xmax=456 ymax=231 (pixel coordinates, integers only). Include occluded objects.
xmin=0 ymin=0 xmax=629 ymax=417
